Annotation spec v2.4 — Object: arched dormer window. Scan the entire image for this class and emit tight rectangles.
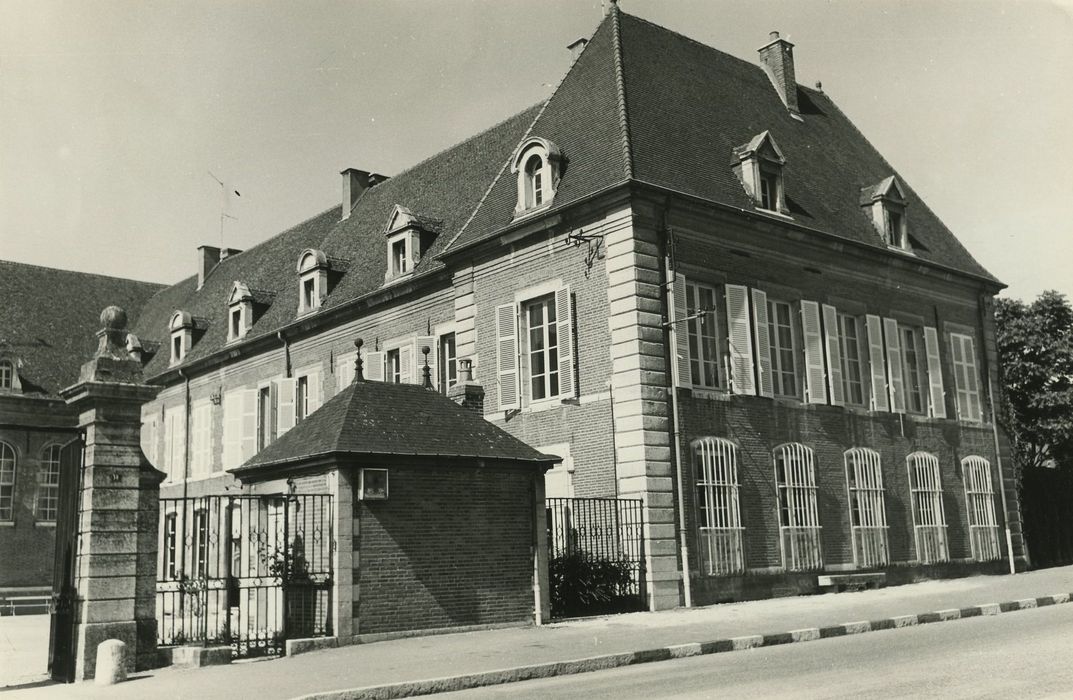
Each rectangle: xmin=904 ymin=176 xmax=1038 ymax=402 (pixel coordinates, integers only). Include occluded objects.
xmin=861 ymin=176 xmax=909 ymax=250
xmin=512 ymin=137 xmax=562 ymax=217
xmin=732 ymin=131 xmax=788 ymax=215
xmin=169 ymin=311 xmax=192 ymax=365
xmin=297 ymin=249 xmax=329 ymax=314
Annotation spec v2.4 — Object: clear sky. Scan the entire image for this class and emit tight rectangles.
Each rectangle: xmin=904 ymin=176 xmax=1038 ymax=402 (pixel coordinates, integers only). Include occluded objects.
xmin=1 ymin=0 xmax=1070 ymax=303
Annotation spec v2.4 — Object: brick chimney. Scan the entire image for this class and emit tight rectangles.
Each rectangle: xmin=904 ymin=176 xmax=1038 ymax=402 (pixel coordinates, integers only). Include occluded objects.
xmin=341 ymin=168 xmax=372 ymax=220
xmin=197 ymin=245 xmax=221 ymax=290
xmin=758 ymin=31 xmax=799 ymax=115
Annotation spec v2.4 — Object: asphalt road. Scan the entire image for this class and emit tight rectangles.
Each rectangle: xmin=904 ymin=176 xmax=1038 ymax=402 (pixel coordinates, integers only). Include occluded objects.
xmin=443 ymin=602 xmax=1073 ymax=699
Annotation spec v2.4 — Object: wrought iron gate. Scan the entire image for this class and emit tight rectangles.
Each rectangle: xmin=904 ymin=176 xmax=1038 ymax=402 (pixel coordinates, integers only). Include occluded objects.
xmin=48 ymin=437 xmax=83 ymax=683
xmin=157 ymin=494 xmax=333 ymax=658
xmin=546 ymin=497 xmax=646 ymax=618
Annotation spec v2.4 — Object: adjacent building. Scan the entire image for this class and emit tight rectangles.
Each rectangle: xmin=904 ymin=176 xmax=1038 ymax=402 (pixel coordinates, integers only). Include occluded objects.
xmin=0 ymin=261 xmax=163 ymax=602
xmin=129 ymin=6 xmax=1025 ymax=618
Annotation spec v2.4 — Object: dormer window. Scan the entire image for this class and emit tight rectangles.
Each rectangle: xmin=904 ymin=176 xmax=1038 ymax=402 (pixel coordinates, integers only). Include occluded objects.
xmin=297 ymin=249 xmax=329 ymax=313
xmin=169 ymin=311 xmax=193 ymax=364
xmin=383 ymin=205 xmax=441 ymax=284
xmin=227 ymin=281 xmax=272 ymax=342
xmin=733 ymin=131 xmax=788 ymax=215
xmin=862 ymin=176 xmax=909 ymax=251
xmin=0 ymin=359 xmax=16 ymax=391
xmin=512 ymin=137 xmax=562 ymax=217
xmin=230 ymin=307 xmax=243 ymax=340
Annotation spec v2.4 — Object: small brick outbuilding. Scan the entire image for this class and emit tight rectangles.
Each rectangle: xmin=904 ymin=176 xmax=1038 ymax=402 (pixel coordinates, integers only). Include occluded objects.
xmin=230 ymin=374 xmax=559 ymax=643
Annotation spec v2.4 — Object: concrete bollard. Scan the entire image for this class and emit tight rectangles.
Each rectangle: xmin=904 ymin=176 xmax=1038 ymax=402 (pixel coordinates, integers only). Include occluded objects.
xmin=94 ymin=639 xmax=128 ymax=685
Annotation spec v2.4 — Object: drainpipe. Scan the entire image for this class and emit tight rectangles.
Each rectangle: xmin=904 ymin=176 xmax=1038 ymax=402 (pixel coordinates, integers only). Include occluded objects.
xmin=657 ymin=198 xmax=693 ymax=608
xmin=178 ymin=369 xmax=190 ymax=579
xmin=278 ymin=331 xmax=292 ymax=378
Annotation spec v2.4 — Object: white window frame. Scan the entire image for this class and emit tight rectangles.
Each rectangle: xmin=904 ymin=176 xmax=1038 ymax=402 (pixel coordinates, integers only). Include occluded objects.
xmin=685 ymin=282 xmax=722 ymax=389
xmin=963 ymin=456 xmax=1001 ymax=562
xmin=256 ymin=382 xmax=276 ymax=452
xmin=907 ymin=452 xmax=949 ymax=563
xmin=837 ymin=313 xmax=868 ymax=407
xmin=950 ymin=332 xmax=983 ymax=422
xmin=523 ymin=294 xmax=562 ymax=404
xmin=163 ymin=512 xmax=178 ymax=580
xmin=169 ymin=311 xmax=192 ymax=365
xmin=0 ymin=442 xmax=16 ymax=522
xmin=694 ymin=438 xmax=744 ymax=575
xmin=438 ymin=331 xmax=458 ymax=393
xmin=297 ymin=249 xmax=328 ymax=314
xmin=774 ymin=443 xmax=823 ymax=571
xmin=228 ymin=305 xmax=246 ymax=342
xmin=511 ymin=138 xmax=561 ymax=217
xmin=37 ymin=444 xmax=62 ymax=523
xmin=0 ymin=360 xmax=13 ymax=390
xmin=767 ymin=299 xmax=800 ymax=399
xmin=844 ymin=448 xmax=889 ymax=568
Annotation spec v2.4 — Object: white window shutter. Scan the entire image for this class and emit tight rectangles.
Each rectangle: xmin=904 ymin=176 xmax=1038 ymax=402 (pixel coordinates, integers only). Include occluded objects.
xmin=725 ymin=283 xmax=759 ymax=392
xmin=671 ymin=274 xmax=691 ymax=388
xmin=337 ymin=353 xmax=356 ymax=390
xmin=240 ymin=388 xmax=257 ymax=461
xmin=555 ymin=286 xmax=576 ymax=399
xmin=496 ymin=303 xmax=520 ymax=410
xmin=801 ymin=301 xmax=827 ymax=405
xmin=416 ymin=335 xmax=437 ymax=387
xmin=276 ymin=377 xmax=297 ymax=436
xmin=223 ymin=390 xmax=242 ymax=469
xmin=883 ymin=318 xmax=906 ymax=413
xmin=747 ymin=288 xmax=768 ymax=397
xmin=399 ymin=342 xmax=414 ymax=384
xmin=365 ymin=350 xmax=385 ymax=382
xmin=822 ymin=304 xmax=845 ymax=406
xmin=923 ymin=326 xmax=947 ymax=418
xmin=307 ymin=371 xmax=321 ymax=413
xmin=865 ymin=315 xmax=889 ymax=412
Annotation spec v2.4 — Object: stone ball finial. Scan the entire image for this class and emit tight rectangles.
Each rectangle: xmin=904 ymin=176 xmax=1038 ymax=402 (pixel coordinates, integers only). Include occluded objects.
xmin=354 ymin=337 xmax=364 ymax=350
xmin=100 ymin=306 xmax=128 ymax=330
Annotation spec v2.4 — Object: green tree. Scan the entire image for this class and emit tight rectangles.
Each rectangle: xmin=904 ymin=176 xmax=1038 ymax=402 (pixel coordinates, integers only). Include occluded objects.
xmin=995 ymin=291 xmax=1073 ymax=472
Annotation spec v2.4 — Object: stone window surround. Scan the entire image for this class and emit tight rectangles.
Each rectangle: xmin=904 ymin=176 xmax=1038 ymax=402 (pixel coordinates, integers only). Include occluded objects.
xmin=511 ymin=137 xmax=562 ymax=218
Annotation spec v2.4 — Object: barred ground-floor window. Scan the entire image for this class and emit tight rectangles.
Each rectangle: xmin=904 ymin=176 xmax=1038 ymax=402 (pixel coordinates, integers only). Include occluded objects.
xmin=694 ymin=438 xmax=744 ymax=575
xmin=774 ymin=443 xmax=823 ymax=571
xmin=963 ymin=456 xmax=1001 ymax=561
xmin=845 ymin=448 xmax=889 ymax=568
xmin=907 ymin=452 xmax=949 ymax=563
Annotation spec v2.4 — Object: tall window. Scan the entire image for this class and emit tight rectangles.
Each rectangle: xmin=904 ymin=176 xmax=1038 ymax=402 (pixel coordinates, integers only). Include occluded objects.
xmin=525 ymin=295 xmax=560 ymax=401
xmin=439 ymin=333 xmax=457 ymax=393
xmin=525 ymin=154 xmax=544 ymax=209
xmin=0 ymin=442 xmax=16 ymax=521
xmin=257 ymin=385 xmax=274 ymax=451
xmin=37 ymin=445 xmax=62 ymax=522
xmin=297 ymin=375 xmax=309 ymax=422
xmin=163 ymin=512 xmax=178 ymax=580
xmin=193 ymin=509 xmax=210 ymax=578
xmin=885 ymin=209 xmax=904 ymax=248
xmin=230 ymin=308 xmax=242 ymax=341
xmin=694 ymin=438 xmax=744 ymax=575
xmin=907 ymin=452 xmax=949 ymax=563
xmin=0 ymin=360 xmax=13 ymax=390
xmin=302 ymin=278 xmax=317 ymax=311
xmin=767 ymin=300 xmax=798 ymax=398
xmin=163 ymin=405 xmax=185 ymax=482
xmin=900 ymin=326 xmax=928 ymax=414
xmin=190 ymin=402 xmax=212 ymax=478
xmin=950 ymin=333 xmax=982 ymax=422
xmin=838 ymin=314 xmax=866 ymax=406
xmin=759 ymin=171 xmax=779 ymax=211
xmin=845 ymin=448 xmax=888 ymax=568
xmin=391 ymin=239 xmax=409 ymax=276
xmin=774 ymin=443 xmax=822 ymax=570
xmin=963 ymin=456 xmax=1001 ymax=562
xmin=387 ymin=349 xmax=402 ymax=384
xmin=686 ymin=283 xmax=720 ymax=388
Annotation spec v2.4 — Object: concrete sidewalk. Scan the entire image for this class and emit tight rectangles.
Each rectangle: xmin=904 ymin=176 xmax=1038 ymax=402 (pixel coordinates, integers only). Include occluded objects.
xmin=4 ymin=566 xmax=1072 ymax=700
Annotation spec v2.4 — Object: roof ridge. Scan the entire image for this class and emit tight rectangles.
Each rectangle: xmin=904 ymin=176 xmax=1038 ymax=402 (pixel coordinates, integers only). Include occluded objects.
xmin=0 ymin=259 xmax=166 ymax=288
xmin=611 ymin=5 xmax=634 ymax=180
xmin=442 ymin=11 xmax=616 ymax=255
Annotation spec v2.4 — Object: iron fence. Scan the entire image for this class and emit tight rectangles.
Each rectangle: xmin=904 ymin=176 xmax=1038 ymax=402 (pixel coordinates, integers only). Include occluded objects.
xmin=157 ymin=494 xmax=332 ymax=658
xmin=546 ymin=497 xmax=646 ymax=618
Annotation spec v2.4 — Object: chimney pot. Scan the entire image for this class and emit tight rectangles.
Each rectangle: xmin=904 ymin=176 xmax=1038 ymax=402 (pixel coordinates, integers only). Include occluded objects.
xmin=341 ymin=168 xmax=372 ymax=220
xmin=758 ymin=31 xmax=799 ymax=115
xmin=197 ymin=245 xmax=221 ymax=290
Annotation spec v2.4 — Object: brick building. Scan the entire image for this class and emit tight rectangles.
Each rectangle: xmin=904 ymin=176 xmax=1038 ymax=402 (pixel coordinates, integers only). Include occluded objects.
xmin=0 ymin=262 xmax=163 ymax=602
xmin=128 ymin=6 xmax=1025 ymax=616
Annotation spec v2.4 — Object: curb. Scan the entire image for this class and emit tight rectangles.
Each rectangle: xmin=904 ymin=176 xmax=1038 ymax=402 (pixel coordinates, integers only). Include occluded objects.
xmin=296 ymin=592 xmax=1073 ymax=700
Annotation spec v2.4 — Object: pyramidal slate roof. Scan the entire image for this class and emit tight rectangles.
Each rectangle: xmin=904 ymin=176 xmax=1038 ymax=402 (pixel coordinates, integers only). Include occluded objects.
xmin=133 ymin=8 xmax=999 ymax=379
xmin=0 ymin=260 xmax=164 ymax=398
xmin=234 ymin=380 xmax=559 ymax=475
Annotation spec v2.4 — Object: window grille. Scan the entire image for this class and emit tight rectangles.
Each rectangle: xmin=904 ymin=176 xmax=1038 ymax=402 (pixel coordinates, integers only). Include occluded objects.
xmin=844 ymin=448 xmax=888 ymax=568
xmin=694 ymin=438 xmax=744 ymax=575
xmin=774 ymin=443 xmax=822 ymax=571
xmin=0 ymin=442 xmax=15 ymax=521
xmin=37 ymin=444 xmax=62 ymax=522
xmin=907 ymin=452 xmax=949 ymax=563
xmin=963 ymin=456 xmax=1001 ymax=562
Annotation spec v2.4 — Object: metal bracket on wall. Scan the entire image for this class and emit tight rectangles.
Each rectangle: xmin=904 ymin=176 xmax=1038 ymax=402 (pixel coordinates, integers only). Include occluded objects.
xmin=565 ymin=228 xmax=605 ymax=277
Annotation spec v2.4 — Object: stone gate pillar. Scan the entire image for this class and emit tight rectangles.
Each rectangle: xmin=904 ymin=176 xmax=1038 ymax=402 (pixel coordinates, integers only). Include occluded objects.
xmin=60 ymin=306 xmax=163 ymax=680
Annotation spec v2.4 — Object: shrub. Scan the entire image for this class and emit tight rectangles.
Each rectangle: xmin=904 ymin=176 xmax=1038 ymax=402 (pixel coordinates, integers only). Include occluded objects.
xmin=548 ymin=553 xmax=636 ymax=618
